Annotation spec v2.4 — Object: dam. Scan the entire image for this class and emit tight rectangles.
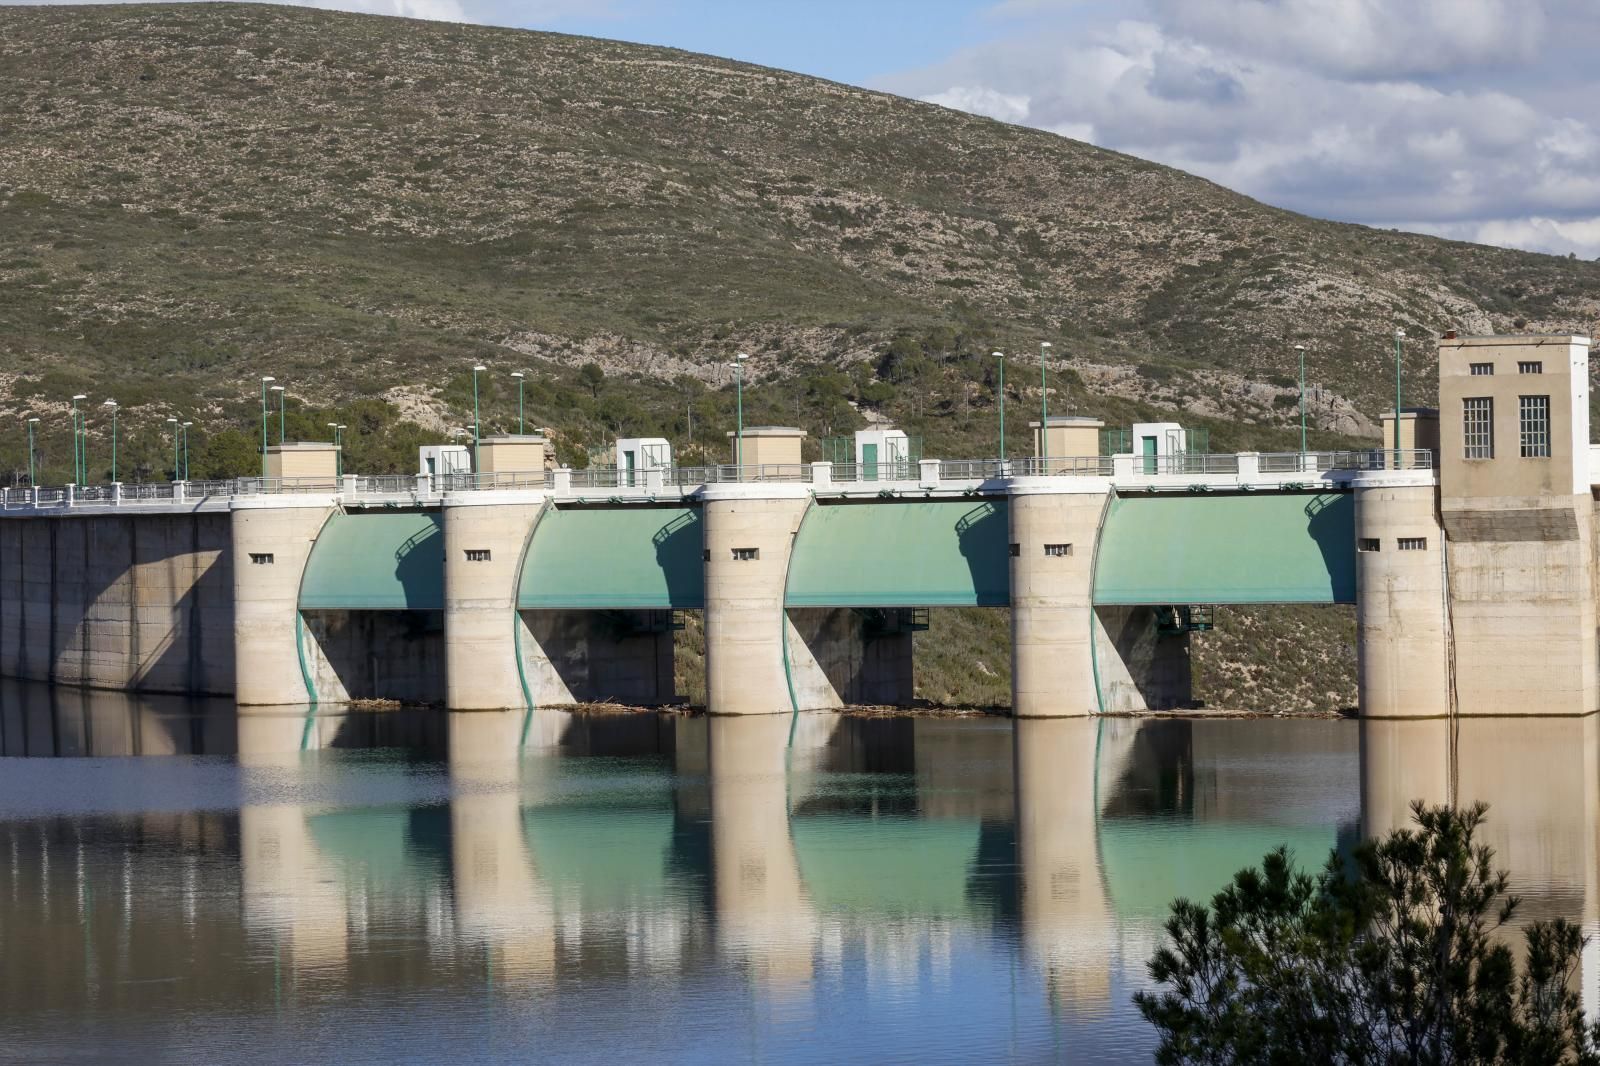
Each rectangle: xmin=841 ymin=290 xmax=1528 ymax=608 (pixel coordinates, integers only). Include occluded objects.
xmin=0 ymin=332 xmax=1593 ymax=718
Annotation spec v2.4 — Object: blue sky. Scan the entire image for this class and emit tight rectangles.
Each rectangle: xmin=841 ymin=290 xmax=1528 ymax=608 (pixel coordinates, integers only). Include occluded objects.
xmin=507 ymin=1 xmax=1018 ymax=87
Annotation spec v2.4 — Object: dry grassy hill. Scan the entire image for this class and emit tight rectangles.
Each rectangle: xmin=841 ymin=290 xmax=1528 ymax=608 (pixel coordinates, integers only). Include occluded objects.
xmin=2 ymin=2 xmax=1595 ymax=711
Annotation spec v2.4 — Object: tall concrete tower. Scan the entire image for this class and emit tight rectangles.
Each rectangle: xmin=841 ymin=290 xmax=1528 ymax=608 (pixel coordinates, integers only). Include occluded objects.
xmin=1437 ymin=334 xmax=1596 ymax=716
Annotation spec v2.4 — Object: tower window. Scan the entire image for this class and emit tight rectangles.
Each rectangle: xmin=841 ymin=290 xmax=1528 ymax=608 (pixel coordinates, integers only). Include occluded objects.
xmin=1043 ymin=543 xmax=1073 ymax=557
xmin=464 ymin=549 xmax=492 ymax=562
xmin=731 ymin=547 xmax=759 ymax=561
xmin=1398 ymin=537 xmax=1427 ymax=551
xmin=1358 ymin=539 xmax=1380 ymax=553
xmin=1519 ymin=395 xmax=1550 ymax=458
xmin=249 ymin=552 xmax=274 ymax=565
xmin=1469 ymin=362 xmax=1494 ymax=376
xmin=1463 ymin=397 xmax=1494 ymax=459
xmin=1518 ymin=361 xmax=1543 ymax=374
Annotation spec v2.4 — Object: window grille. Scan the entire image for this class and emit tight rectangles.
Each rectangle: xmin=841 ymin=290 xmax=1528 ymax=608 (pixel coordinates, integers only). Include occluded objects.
xmin=1463 ymin=398 xmax=1494 ymax=459
xmin=1398 ymin=537 xmax=1427 ymax=551
xmin=1469 ymin=362 xmax=1494 ymax=376
xmin=249 ymin=552 xmax=274 ymax=565
xmin=1044 ymin=543 xmax=1073 ymax=557
xmin=1518 ymin=361 xmax=1543 ymax=374
xmin=1358 ymin=539 xmax=1380 ymax=553
xmin=1519 ymin=395 xmax=1550 ymax=458
xmin=731 ymin=547 xmax=759 ymax=561
xmin=464 ymin=548 xmax=491 ymax=562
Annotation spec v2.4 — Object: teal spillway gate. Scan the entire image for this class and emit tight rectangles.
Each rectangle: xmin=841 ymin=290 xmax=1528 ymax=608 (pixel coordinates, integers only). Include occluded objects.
xmin=299 ymin=511 xmax=444 ymax=610
xmin=1093 ymin=492 xmax=1356 ymax=605
xmin=784 ymin=498 xmax=1010 ymax=608
xmin=518 ymin=505 xmax=705 ymax=609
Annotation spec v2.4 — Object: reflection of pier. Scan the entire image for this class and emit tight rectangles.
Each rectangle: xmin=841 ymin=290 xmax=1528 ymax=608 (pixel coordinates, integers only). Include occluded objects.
xmin=5 ymin=707 xmax=1600 ymax=1037
xmin=1361 ymin=716 xmax=1600 ymax=1010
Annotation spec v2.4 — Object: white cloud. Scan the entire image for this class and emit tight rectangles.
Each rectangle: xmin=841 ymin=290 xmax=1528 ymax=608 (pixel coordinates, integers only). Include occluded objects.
xmin=922 ymin=86 xmax=1032 ymax=124
xmin=882 ymin=0 xmax=1600 ymax=259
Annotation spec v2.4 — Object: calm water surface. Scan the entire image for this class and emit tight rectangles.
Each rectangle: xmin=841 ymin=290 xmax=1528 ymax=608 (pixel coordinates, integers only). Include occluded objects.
xmin=2 ymin=684 xmax=1595 ymax=1064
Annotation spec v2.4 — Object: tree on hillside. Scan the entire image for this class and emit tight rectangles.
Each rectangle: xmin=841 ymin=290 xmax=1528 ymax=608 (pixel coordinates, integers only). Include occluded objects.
xmin=578 ymin=362 xmax=605 ymax=398
xmin=190 ymin=430 xmax=258 ymax=480
xmin=1137 ymin=802 xmax=1600 ymax=1065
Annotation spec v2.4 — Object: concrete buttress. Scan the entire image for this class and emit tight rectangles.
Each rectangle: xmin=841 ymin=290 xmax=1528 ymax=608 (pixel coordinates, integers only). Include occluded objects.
xmin=701 ymin=483 xmax=811 ymax=716
xmin=1354 ymin=482 xmax=1450 ymax=717
xmin=442 ymin=493 xmax=546 ymax=710
xmin=230 ymin=499 xmax=335 ymax=706
xmin=1007 ymin=479 xmax=1111 ymax=717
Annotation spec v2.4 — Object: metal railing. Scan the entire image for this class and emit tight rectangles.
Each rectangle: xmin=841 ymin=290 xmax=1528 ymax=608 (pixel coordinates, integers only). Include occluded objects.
xmin=1011 ymin=456 xmax=1115 ymax=477
xmin=343 ymin=474 xmax=416 ymax=495
xmin=233 ymin=477 xmax=343 ymax=495
xmin=939 ymin=459 xmax=1009 ymax=480
xmin=1138 ymin=453 xmax=1241 ymax=476
xmin=695 ymin=464 xmax=812 ymax=484
xmin=1257 ymin=450 xmax=1433 ymax=472
xmin=0 ymin=447 xmax=1443 ymax=512
xmin=444 ymin=470 xmax=550 ymax=491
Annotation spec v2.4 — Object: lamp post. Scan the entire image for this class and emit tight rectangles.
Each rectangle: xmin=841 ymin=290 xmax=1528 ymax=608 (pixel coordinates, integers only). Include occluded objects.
xmin=732 ymin=353 xmax=749 ymax=475
xmin=1039 ymin=341 xmax=1052 ymax=462
xmin=1393 ymin=329 xmax=1406 ymax=468
xmin=166 ymin=417 xmax=179 ymax=481
xmin=511 ymin=371 xmax=525 ymax=435
xmin=102 ymin=400 xmax=118 ymax=483
xmin=71 ymin=394 xmax=87 ymax=486
xmin=336 ymin=424 xmax=346 ymax=477
xmin=472 ymin=364 xmax=486 ymax=473
xmin=993 ymin=352 xmax=1006 ymax=464
xmin=271 ymin=385 xmax=285 ymax=445
xmin=259 ymin=376 xmax=274 ymax=477
xmin=26 ymin=418 xmax=38 ymax=487
xmin=1294 ymin=344 xmax=1308 ymax=455
xmin=181 ymin=421 xmax=192 ymax=481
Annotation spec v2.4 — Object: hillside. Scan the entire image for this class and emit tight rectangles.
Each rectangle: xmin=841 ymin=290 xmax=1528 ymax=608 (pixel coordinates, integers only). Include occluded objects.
xmin=2 ymin=3 xmax=1596 ymax=714
xmin=3 ymin=2 xmax=1598 ymax=481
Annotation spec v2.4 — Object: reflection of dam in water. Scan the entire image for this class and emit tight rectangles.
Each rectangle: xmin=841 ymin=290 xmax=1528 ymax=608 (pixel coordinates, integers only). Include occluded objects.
xmin=2 ymin=692 xmax=1597 ymax=1054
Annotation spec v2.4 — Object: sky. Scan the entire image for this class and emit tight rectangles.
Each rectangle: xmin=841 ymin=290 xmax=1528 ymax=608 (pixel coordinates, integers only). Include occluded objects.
xmin=28 ymin=0 xmax=1600 ymax=260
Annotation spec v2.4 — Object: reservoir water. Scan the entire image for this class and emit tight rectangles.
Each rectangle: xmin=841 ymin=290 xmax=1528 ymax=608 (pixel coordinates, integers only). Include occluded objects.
xmin=2 ymin=684 xmax=1595 ymax=1064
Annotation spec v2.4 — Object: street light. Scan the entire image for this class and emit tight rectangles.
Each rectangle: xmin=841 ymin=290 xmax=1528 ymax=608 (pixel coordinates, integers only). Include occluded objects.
xmin=259 ymin=376 xmax=275 ymax=477
xmin=166 ymin=417 xmax=179 ymax=481
xmin=181 ymin=422 xmax=193 ymax=481
xmin=1294 ymin=344 xmax=1308 ymax=454
xmin=472 ymin=365 xmax=486 ymax=472
xmin=270 ymin=385 xmax=285 ymax=445
xmin=731 ymin=353 xmax=749 ymax=474
xmin=993 ymin=352 xmax=1006 ymax=463
xmin=511 ymin=371 xmax=525 ymax=435
xmin=71 ymin=394 xmax=87 ymax=487
xmin=1039 ymin=341 xmax=1052 ymax=460
xmin=1393 ymin=329 xmax=1406 ymax=468
xmin=335 ymin=424 xmax=346 ymax=477
xmin=102 ymin=400 xmax=118 ymax=483
xmin=26 ymin=418 xmax=38 ymax=487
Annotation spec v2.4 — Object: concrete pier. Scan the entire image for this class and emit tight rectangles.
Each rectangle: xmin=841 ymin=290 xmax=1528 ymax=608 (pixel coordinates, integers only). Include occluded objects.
xmin=441 ymin=493 xmax=546 ymax=710
xmin=1007 ymin=479 xmax=1110 ymax=717
xmin=1353 ymin=482 xmax=1450 ymax=717
xmin=701 ymin=483 xmax=811 ymax=716
xmin=231 ymin=498 xmax=334 ymax=706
